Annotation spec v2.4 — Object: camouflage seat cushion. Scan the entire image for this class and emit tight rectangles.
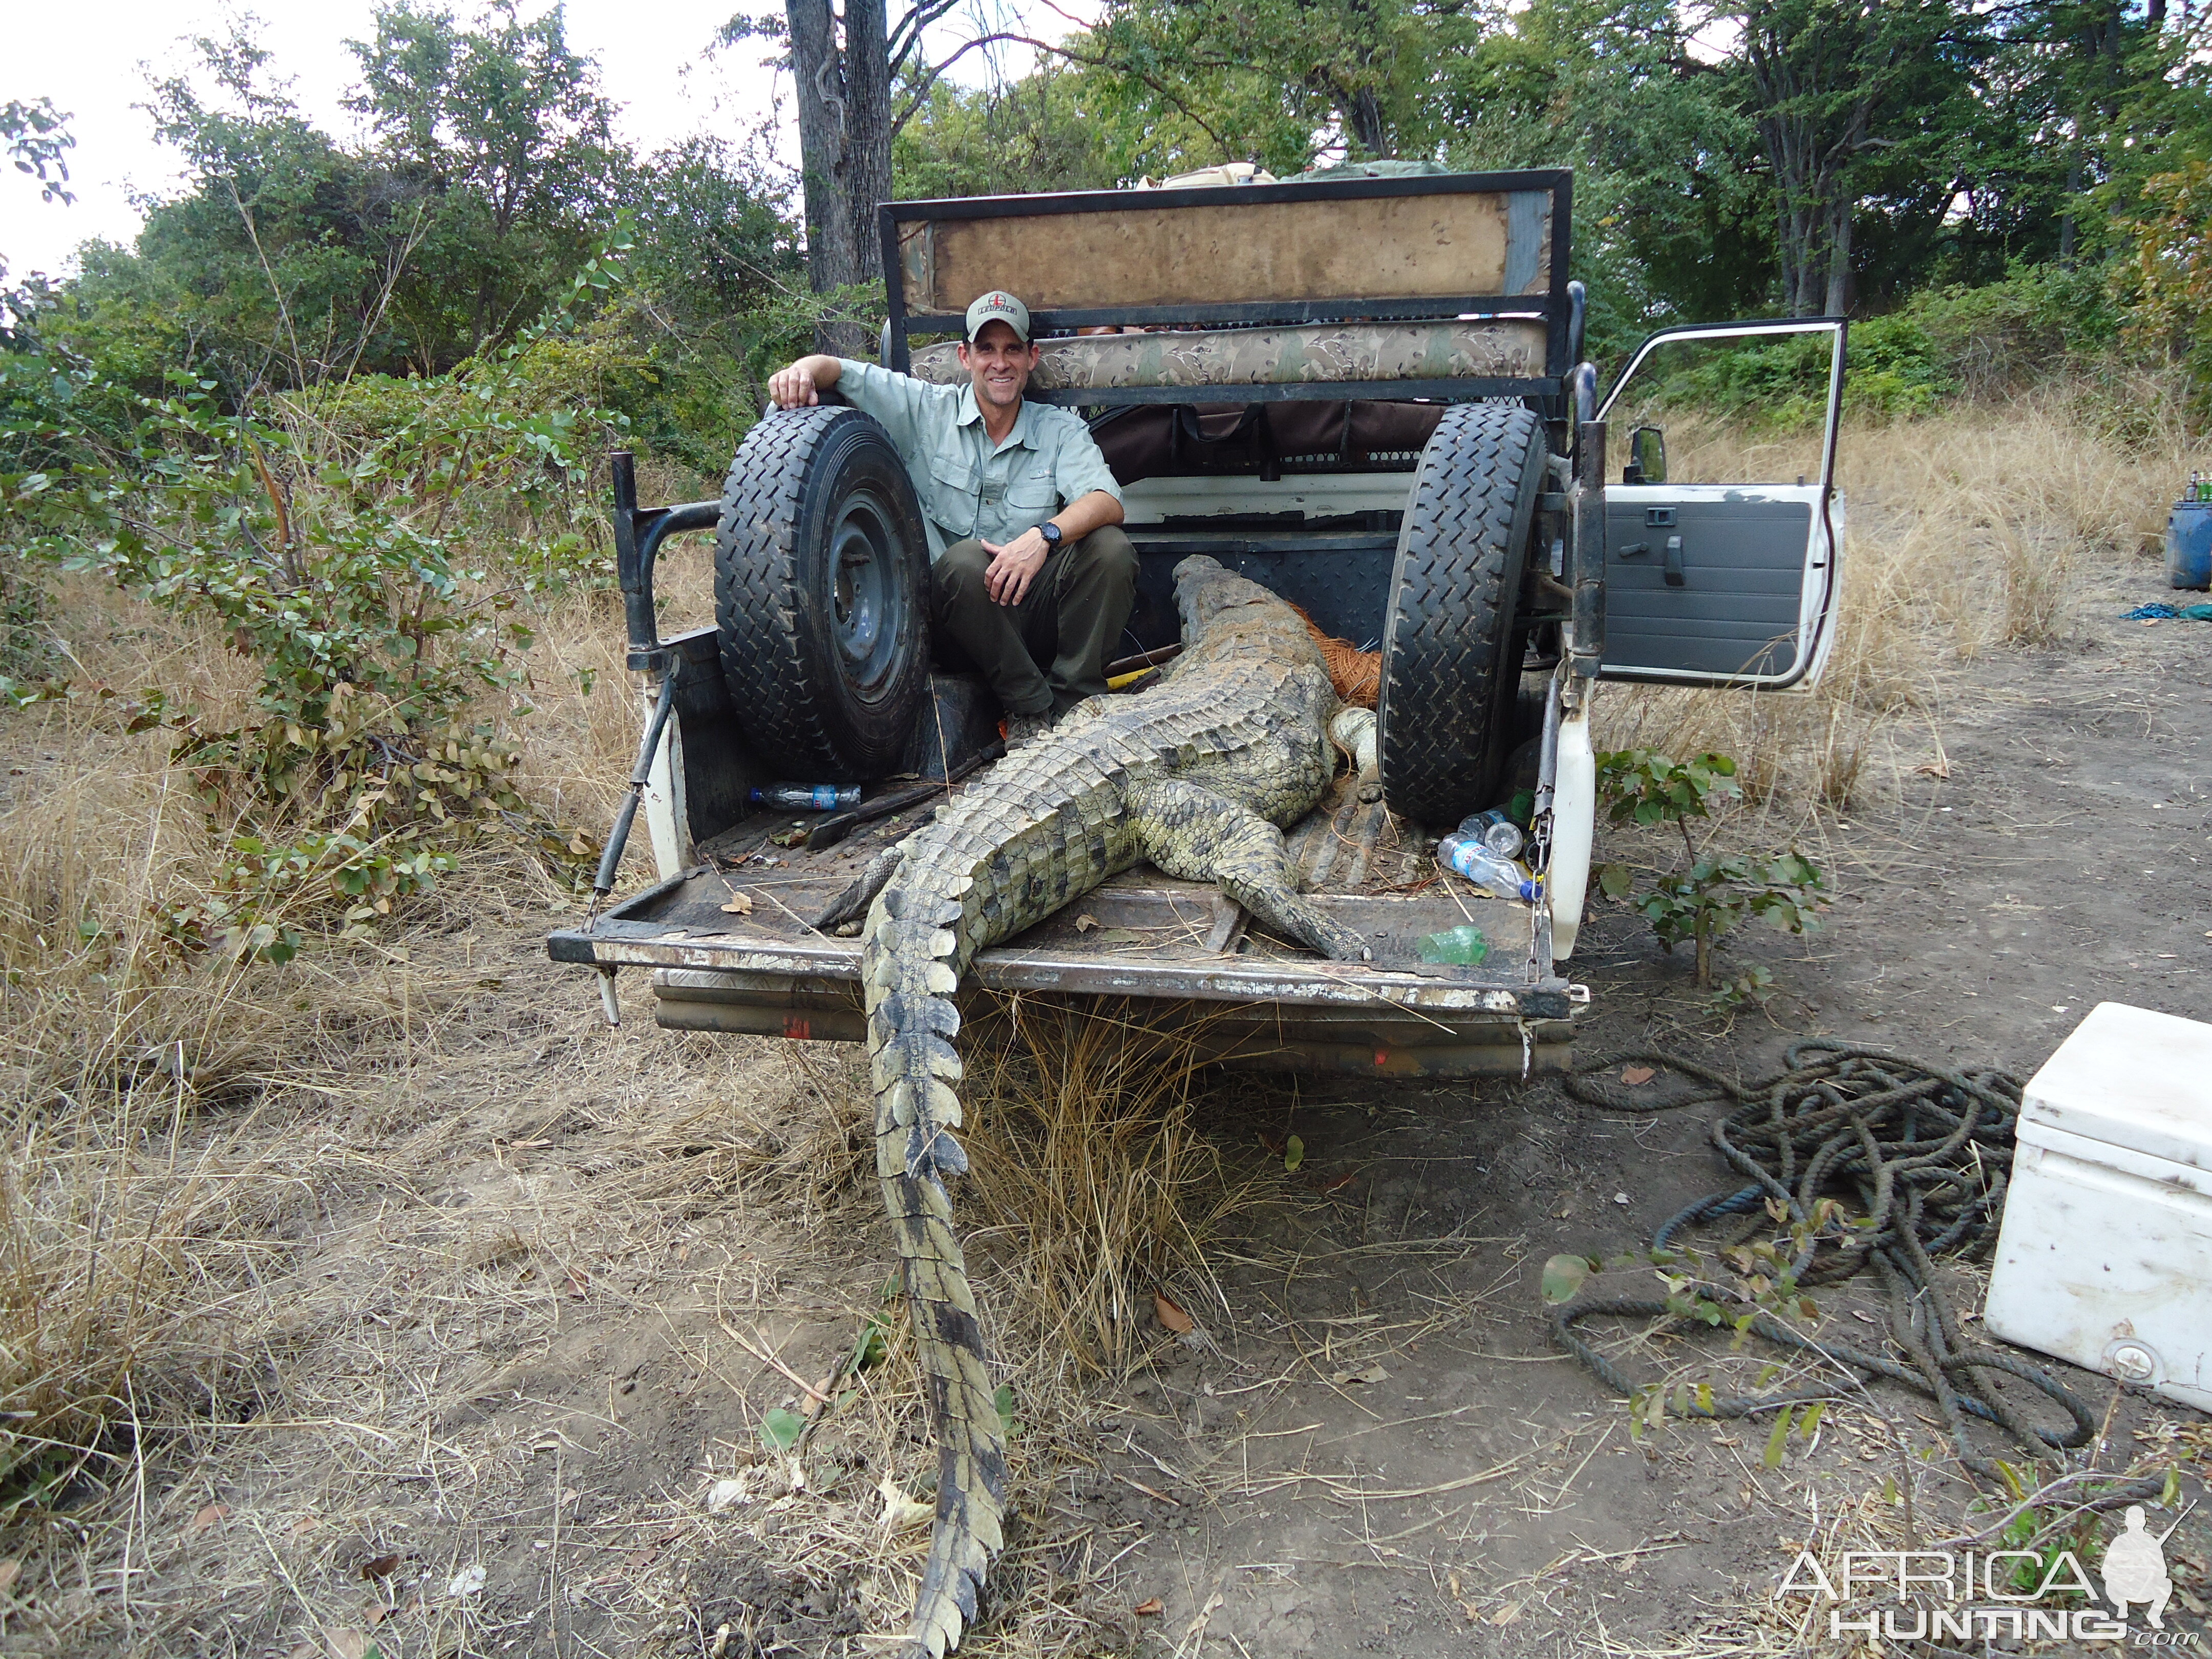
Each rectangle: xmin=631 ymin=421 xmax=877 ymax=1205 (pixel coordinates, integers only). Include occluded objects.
xmin=908 ymin=320 xmax=1547 ymax=391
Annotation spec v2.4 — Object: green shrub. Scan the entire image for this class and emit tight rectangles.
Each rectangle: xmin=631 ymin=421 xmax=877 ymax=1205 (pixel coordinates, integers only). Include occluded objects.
xmin=1635 ymin=267 xmax=2127 ymax=428
xmin=1593 ymin=749 xmax=1826 ymax=994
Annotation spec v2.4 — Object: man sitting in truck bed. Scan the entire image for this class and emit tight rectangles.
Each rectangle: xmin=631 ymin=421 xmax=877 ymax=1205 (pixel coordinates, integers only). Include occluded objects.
xmin=767 ymin=291 xmax=1135 ymax=745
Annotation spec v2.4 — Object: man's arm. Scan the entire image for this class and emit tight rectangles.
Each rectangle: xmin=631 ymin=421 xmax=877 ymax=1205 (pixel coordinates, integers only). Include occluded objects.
xmin=982 ymin=489 xmax=1124 ymax=606
xmin=767 ymin=354 xmax=841 ymax=408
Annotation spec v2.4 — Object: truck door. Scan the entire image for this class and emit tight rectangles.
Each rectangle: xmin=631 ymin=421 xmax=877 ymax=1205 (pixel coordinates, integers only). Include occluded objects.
xmin=1594 ymin=319 xmax=1845 ymax=688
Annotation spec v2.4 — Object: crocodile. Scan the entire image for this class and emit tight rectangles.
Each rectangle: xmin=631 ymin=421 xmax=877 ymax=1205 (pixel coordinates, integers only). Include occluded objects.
xmin=860 ymin=555 xmax=1369 ymax=1655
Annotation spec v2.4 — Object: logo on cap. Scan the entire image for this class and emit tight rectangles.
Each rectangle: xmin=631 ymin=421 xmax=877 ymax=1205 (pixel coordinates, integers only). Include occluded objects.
xmin=965 ymin=290 xmax=1031 ymax=343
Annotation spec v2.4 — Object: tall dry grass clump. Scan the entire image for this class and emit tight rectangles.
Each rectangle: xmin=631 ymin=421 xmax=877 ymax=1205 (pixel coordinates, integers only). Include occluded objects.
xmin=1595 ymin=376 xmax=2194 ymax=812
xmin=0 ymin=566 xmax=653 ymax=1513
xmin=957 ymin=997 xmax=1252 ymax=1376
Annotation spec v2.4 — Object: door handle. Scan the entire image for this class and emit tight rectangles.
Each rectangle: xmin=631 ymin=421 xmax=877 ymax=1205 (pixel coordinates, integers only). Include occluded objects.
xmin=1618 ymin=541 xmax=1649 ymax=559
xmin=1663 ymin=535 xmax=1685 ymax=586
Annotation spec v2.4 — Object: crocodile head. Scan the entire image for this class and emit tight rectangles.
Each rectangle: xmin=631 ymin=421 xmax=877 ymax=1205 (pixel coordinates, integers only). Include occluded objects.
xmin=1172 ymin=554 xmax=1279 ymax=639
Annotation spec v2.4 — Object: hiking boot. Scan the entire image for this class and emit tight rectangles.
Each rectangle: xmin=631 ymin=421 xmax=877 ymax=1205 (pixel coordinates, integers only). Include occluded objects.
xmin=1005 ymin=708 xmax=1056 ymax=747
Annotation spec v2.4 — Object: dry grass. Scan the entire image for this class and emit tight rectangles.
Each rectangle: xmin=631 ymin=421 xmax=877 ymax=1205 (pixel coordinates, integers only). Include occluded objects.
xmin=1595 ymin=379 xmax=2197 ymax=818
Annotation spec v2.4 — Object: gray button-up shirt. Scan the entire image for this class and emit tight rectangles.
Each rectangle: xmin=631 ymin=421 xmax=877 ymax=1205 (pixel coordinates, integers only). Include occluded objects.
xmin=833 ymin=358 xmax=1123 ymax=562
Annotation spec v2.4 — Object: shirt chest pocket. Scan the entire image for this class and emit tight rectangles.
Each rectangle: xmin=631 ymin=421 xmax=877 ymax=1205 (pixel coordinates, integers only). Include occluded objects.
xmin=1004 ymin=478 xmax=1059 ymax=518
xmin=926 ymin=458 xmax=981 ymax=534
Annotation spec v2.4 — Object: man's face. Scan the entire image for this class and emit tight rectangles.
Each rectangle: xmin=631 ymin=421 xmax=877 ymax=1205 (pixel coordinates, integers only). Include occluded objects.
xmin=958 ymin=321 xmax=1038 ymax=412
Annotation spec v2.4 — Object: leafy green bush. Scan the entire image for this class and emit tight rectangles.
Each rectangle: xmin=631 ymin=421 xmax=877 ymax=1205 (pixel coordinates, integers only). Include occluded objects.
xmin=1 ymin=244 xmax=640 ymax=960
xmin=1632 ymin=267 xmax=2128 ymax=428
xmin=1593 ymin=749 xmax=1826 ymax=994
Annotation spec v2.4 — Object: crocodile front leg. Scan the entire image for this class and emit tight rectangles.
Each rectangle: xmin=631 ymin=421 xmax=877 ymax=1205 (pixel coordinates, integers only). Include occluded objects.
xmin=1127 ymin=777 xmax=1370 ymax=961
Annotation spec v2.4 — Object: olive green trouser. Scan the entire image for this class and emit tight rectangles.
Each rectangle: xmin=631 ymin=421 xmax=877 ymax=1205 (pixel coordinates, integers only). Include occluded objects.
xmin=930 ymin=526 xmax=1139 ymax=718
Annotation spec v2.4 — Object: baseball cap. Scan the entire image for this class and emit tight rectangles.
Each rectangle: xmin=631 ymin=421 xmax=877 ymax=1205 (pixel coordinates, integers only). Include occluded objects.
xmin=964 ymin=290 xmax=1031 ymax=343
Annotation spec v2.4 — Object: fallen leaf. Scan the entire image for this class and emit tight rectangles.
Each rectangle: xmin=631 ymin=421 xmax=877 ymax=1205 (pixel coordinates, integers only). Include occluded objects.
xmin=1490 ymin=1600 xmax=1524 ymax=1627
xmin=1093 ymin=927 xmax=1142 ymax=945
xmin=359 ymin=1553 xmax=401 ymax=1580
xmin=877 ymin=1475 xmax=931 ymax=1530
xmin=1613 ymin=1192 xmax=1631 ymax=1206
xmin=290 ymin=1514 xmax=320 ymax=1538
xmin=188 ymin=1502 xmax=229 ymax=1536
xmin=1540 ymin=1253 xmax=1592 ymax=1305
xmin=448 ymin=1563 xmax=487 ymax=1598
xmin=1318 ymin=1170 xmax=1357 ymax=1193
xmin=718 ymin=892 xmax=753 ymax=915
xmin=1074 ymin=913 xmax=1099 ymax=932
xmin=760 ymin=1407 xmax=806 ymax=1454
xmin=1283 ymin=1134 xmax=1305 ymax=1173
xmin=1133 ymin=1598 xmax=1164 ymax=1617
xmin=1912 ymin=758 xmax=1951 ymax=779
xmin=1329 ymin=1363 xmax=1390 ymax=1387
xmin=566 ymin=1269 xmax=589 ymax=1299
xmin=706 ymin=1478 xmax=747 ymax=1513
xmin=1154 ymin=1293 xmax=1194 ymax=1334
xmin=0 ymin=1558 xmax=17 ymax=1594
xmin=364 ymin=1605 xmax=388 ymax=1628
xmin=328 ymin=1632 xmax=372 ymax=1659
xmin=1620 ymin=1065 xmax=1656 ymax=1086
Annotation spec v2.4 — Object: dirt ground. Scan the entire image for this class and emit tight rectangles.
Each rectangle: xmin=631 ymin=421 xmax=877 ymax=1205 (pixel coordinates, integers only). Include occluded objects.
xmin=12 ymin=581 xmax=2210 ymax=1659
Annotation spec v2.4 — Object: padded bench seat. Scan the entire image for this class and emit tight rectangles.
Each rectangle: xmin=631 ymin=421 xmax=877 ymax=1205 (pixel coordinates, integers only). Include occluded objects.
xmin=909 ymin=319 xmax=1548 ymax=392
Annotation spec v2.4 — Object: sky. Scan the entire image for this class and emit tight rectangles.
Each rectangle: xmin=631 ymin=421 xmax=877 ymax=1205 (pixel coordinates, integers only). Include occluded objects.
xmin=2 ymin=0 xmax=1081 ymax=281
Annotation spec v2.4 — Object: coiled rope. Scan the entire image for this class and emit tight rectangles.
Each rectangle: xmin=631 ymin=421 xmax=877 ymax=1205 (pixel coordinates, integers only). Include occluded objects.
xmin=1550 ymin=1041 xmax=2157 ymax=1497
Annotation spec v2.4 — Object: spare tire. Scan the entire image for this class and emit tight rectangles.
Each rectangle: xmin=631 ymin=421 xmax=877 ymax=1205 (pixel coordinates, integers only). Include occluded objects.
xmin=713 ymin=407 xmax=930 ymax=781
xmin=1377 ymin=403 xmax=1548 ymax=826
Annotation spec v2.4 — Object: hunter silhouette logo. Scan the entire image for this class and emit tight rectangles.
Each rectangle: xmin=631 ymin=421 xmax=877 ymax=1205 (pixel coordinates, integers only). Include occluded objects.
xmin=1777 ymin=1497 xmax=2201 ymax=1643
xmin=2103 ymin=1503 xmax=2189 ymax=1629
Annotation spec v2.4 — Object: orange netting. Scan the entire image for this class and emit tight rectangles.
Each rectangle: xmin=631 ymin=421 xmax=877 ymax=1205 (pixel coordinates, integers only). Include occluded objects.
xmin=1289 ymin=604 xmax=1381 ymax=708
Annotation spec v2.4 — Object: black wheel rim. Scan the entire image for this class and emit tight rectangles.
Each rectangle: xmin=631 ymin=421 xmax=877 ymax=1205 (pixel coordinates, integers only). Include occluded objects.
xmin=827 ymin=488 xmax=907 ymax=700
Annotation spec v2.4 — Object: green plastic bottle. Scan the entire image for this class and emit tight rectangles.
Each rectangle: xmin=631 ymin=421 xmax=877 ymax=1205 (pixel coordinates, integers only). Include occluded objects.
xmin=1416 ymin=924 xmax=1490 ymax=965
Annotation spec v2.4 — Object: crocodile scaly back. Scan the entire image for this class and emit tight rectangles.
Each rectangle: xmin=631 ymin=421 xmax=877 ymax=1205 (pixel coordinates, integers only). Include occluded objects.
xmin=861 ymin=557 xmax=1367 ymax=1655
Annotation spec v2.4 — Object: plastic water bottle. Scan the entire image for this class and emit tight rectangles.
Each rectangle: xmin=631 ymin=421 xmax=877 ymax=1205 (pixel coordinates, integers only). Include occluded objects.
xmin=1454 ymin=808 xmax=1526 ymax=860
xmin=1416 ymin=924 xmax=1489 ymax=966
xmin=749 ymin=783 xmax=862 ymax=811
xmin=1436 ymin=833 xmax=1543 ymax=902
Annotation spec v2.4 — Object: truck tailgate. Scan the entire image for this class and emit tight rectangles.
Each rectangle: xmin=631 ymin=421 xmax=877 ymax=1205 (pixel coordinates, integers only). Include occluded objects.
xmin=548 ymin=782 xmax=1582 ymax=1077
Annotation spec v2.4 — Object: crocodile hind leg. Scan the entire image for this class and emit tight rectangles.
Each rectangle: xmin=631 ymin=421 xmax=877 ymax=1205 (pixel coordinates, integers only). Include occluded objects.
xmin=1128 ymin=777 xmax=1370 ymax=961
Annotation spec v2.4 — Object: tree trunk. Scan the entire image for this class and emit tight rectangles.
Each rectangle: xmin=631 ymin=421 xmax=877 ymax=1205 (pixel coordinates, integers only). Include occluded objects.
xmin=785 ymin=0 xmax=891 ymax=356
xmin=1822 ymin=200 xmax=1852 ymax=316
xmin=2059 ymin=146 xmax=2082 ymax=267
xmin=1345 ymin=88 xmax=1388 ymax=157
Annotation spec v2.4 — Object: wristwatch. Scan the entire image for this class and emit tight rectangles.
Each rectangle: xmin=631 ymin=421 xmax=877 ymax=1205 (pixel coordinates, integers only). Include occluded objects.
xmin=1039 ymin=520 xmax=1064 ymax=550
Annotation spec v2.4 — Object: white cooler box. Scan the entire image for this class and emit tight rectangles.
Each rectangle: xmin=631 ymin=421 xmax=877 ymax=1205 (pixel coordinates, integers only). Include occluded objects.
xmin=1984 ymin=1002 xmax=2212 ymax=1412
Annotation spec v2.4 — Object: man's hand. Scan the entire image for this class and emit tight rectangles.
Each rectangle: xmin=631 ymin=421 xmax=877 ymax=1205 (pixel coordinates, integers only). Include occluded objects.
xmin=982 ymin=527 xmax=1051 ymax=606
xmin=767 ymin=354 xmax=840 ymax=410
xmin=768 ymin=363 xmax=820 ymax=409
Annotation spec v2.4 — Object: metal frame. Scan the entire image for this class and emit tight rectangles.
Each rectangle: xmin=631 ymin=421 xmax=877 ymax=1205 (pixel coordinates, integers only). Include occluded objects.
xmin=1597 ymin=316 xmax=1846 ymax=496
xmin=612 ymin=452 xmax=719 ymax=674
xmin=1594 ymin=316 xmax=1848 ymax=693
xmin=878 ymin=169 xmax=1577 ymax=406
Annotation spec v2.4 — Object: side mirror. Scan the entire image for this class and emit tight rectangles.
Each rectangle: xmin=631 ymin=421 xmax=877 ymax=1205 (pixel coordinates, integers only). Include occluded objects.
xmin=1622 ymin=424 xmax=1667 ymax=485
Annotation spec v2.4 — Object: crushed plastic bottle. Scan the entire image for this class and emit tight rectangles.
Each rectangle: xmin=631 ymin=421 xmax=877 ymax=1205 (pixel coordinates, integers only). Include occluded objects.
xmin=1415 ymin=924 xmax=1490 ymax=966
xmin=1455 ymin=807 xmax=1526 ymax=860
xmin=1436 ymin=833 xmax=1544 ymax=903
xmin=749 ymin=783 xmax=862 ymax=811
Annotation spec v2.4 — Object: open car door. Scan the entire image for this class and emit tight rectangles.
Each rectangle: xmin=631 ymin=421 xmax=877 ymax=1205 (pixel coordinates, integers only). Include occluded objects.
xmin=1594 ymin=318 xmax=1845 ymax=688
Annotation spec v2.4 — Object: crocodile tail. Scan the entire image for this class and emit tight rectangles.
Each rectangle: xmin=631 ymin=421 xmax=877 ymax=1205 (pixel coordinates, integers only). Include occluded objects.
xmin=862 ymin=870 xmax=1008 ymax=1657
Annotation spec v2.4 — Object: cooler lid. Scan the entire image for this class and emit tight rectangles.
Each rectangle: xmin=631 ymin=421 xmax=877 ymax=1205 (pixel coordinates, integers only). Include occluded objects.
xmin=2018 ymin=1002 xmax=2212 ymax=1173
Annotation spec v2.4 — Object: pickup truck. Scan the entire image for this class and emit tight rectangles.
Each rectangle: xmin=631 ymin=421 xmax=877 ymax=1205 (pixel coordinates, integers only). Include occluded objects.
xmin=548 ymin=166 xmax=1845 ymax=1077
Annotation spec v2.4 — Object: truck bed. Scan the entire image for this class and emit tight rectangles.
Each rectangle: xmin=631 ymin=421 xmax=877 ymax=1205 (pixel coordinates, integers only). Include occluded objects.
xmin=549 ymin=772 xmax=1584 ymax=1077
